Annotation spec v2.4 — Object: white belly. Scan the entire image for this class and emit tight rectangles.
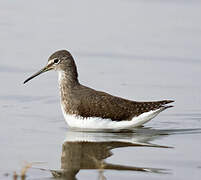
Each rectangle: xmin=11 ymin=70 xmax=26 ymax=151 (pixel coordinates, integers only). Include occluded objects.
xmin=60 ymin=103 xmax=164 ymax=131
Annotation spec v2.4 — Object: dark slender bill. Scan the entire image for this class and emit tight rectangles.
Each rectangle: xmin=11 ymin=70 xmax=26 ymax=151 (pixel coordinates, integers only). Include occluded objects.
xmin=24 ymin=67 xmax=47 ymax=84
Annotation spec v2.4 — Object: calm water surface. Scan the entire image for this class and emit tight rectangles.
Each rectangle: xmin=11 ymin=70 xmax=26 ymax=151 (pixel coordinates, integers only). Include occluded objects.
xmin=0 ymin=0 xmax=201 ymax=179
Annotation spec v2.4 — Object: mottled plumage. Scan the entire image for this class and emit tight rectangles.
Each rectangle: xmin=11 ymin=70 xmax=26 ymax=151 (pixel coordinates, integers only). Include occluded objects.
xmin=24 ymin=50 xmax=174 ymax=130
xmin=60 ymin=82 xmax=173 ymax=121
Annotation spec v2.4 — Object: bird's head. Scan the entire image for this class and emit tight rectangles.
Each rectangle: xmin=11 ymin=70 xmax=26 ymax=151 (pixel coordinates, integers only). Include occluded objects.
xmin=24 ymin=50 xmax=77 ymax=84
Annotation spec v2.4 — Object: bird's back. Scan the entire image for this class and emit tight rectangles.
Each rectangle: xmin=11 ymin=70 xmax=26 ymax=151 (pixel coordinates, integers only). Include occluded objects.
xmin=70 ymin=85 xmax=173 ymax=121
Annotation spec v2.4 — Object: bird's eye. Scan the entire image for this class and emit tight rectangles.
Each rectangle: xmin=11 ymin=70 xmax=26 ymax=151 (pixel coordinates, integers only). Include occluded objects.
xmin=54 ymin=59 xmax=60 ymax=64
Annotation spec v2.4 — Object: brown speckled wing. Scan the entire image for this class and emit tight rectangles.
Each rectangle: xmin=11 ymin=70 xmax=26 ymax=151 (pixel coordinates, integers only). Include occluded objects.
xmin=76 ymin=87 xmax=174 ymax=121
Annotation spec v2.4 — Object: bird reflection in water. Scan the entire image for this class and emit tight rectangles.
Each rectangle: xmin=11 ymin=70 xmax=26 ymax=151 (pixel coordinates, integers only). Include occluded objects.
xmin=50 ymin=129 xmax=172 ymax=179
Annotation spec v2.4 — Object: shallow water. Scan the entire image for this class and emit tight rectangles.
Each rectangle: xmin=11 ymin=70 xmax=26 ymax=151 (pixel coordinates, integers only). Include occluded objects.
xmin=1 ymin=0 xmax=201 ymax=179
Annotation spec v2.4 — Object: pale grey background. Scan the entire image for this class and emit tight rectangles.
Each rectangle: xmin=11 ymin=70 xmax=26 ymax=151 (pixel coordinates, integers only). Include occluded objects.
xmin=0 ymin=0 xmax=201 ymax=179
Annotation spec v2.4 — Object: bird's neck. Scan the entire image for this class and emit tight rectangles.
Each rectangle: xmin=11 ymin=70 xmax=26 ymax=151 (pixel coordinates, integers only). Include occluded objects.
xmin=58 ymin=70 xmax=79 ymax=91
xmin=58 ymin=70 xmax=80 ymax=115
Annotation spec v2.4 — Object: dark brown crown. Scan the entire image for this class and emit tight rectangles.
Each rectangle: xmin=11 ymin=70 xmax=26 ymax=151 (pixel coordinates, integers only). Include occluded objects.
xmin=48 ymin=50 xmax=73 ymax=61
